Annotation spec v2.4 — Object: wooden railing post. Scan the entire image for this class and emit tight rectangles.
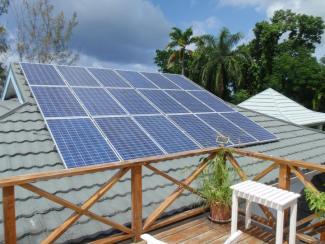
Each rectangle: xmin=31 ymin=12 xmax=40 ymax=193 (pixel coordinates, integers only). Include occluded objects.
xmin=131 ymin=165 xmax=142 ymax=242
xmin=279 ymin=164 xmax=291 ymax=227
xmin=3 ymin=186 xmax=16 ymax=244
xmin=279 ymin=164 xmax=291 ymax=190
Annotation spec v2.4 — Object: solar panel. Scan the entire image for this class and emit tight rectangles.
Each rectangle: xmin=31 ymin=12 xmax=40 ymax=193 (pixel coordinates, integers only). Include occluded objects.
xmin=116 ymin=70 xmax=157 ymax=88
xmin=166 ymin=90 xmax=213 ymax=112
xmin=88 ymin=68 xmax=130 ymax=88
xmin=139 ymin=89 xmax=188 ymax=114
xmin=198 ymin=113 xmax=257 ymax=145
xmin=31 ymin=86 xmax=87 ymax=117
xmin=21 ymin=63 xmax=65 ymax=85
xmin=163 ymin=74 xmax=201 ymax=90
xmin=22 ymin=62 xmax=278 ymax=169
xmin=109 ymin=89 xmax=159 ymax=115
xmin=190 ymin=91 xmax=234 ymax=112
xmin=135 ymin=115 xmax=199 ymax=153
xmin=169 ymin=114 xmax=228 ymax=147
xmin=73 ymin=88 xmax=126 ymax=116
xmin=47 ymin=118 xmax=119 ymax=168
xmin=141 ymin=72 xmax=180 ymax=89
xmin=57 ymin=66 xmax=100 ymax=87
xmin=222 ymin=112 xmax=277 ymax=141
xmin=96 ymin=117 xmax=164 ymax=160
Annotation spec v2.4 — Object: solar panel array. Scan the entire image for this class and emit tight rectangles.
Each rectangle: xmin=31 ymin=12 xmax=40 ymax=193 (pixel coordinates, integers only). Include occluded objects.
xmin=20 ymin=62 xmax=278 ymax=168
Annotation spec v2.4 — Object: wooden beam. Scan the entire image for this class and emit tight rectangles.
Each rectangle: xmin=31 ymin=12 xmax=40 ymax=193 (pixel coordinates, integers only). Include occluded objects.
xmin=296 ymin=233 xmax=318 ymax=243
xmin=297 ymin=214 xmax=318 ymax=229
xmin=20 ymin=183 xmax=131 ymax=234
xmin=278 ymin=164 xmax=291 ymax=226
xmin=279 ymin=164 xmax=291 ymax=190
xmin=131 ymin=165 xmax=142 ymax=242
xmin=90 ymin=233 xmax=133 ymax=244
xmin=0 ymin=147 xmax=223 ymax=187
xmin=145 ymin=164 xmax=202 ymax=197
xmin=321 ymin=231 xmax=325 ymax=242
xmin=3 ymin=186 xmax=16 ymax=244
xmin=42 ymin=168 xmax=129 ymax=244
xmin=142 ymin=153 xmax=215 ymax=231
xmin=226 ymin=153 xmax=248 ymax=180
xmin=289 ymin=166 xmax=319 ymax=193
xmin=253 ymin=162 xmax=278 ymax=181
xmin=232 ymin=148 xmax=325 ymax=173
xmin=146 ymin=207 xmax=207 ymax=232
xmin=298 ymin=219 xmax=325 ymax=233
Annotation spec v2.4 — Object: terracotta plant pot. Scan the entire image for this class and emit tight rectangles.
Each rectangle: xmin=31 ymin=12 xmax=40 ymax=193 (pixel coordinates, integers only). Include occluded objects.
xmin=208 ymin=202 xmax=231 ymax=223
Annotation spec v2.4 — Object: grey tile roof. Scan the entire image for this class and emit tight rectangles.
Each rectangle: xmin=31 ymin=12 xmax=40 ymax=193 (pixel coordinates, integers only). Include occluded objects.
xmin=0 ymin=63 xmax=324 ymax=243
xmin=239 ymin=88 xmax=325 ymax=126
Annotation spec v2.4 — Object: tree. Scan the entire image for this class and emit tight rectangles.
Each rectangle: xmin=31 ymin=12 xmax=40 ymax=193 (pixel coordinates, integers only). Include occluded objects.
xmin=194 ymin=28 xmax=248 ymax=99
xmin=14 ymin=0 xmax=78 ymax=64
xmin=0 ymin=0 xmax=8 ymax=84
xmin=248 ymin=10 xmax=325 ymax=89
xmin=167 ymin=27 xmax=198 ymax=75
xmin=154 ymin=49 xmax=182 ymax=74
xmin=240 ymin=9 xmax=325 ymax=110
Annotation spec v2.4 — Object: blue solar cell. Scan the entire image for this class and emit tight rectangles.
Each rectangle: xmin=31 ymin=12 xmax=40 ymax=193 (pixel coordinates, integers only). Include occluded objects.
xmin=73 ymin=88 xmax=126 ymax=116
xmin=222 ymin=112 xmax=277 ymax=141
xmin=169 ymin=114 xmax=226 ymax=147
xmin=31 ymin=86 xmax=87 ymax=117
xmin=57 ymin=66 xmax=100 ymax=86
xmin=163 ymin=74 xmax=201 ymax=90
xmin=139 ymin=89 xmax=188 ymax=114
xmin=109 ymin=89 xmax=159 ymax=115
xmin=47 ymin=118 xmax=119 ymax=168
xmin=141 ymin=72 xmax=180 ymax=89
xmin=96 ymin=117 xmax=163 ymax=160
xmin=189 ymin=91 xmax=234 ymax=112
xmin=21 ymin=63 xmax=65 ymax=85
xmin=117 ymin=70 xmax=157 ymax=88
xmin=166 ymin=90 xmax=213 ymax=113
xmin=135 ymin=116 xmax=199 ymax=153
xmin=198 ymin=113 xmax=256 ymax=145
xmin=88 ymin=68 xmax=130 ymax=87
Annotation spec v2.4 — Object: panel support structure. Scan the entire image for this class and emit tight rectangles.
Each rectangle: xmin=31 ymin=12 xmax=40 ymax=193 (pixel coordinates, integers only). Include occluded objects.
xmin=132 ymin=165 xmax=143 ymax=241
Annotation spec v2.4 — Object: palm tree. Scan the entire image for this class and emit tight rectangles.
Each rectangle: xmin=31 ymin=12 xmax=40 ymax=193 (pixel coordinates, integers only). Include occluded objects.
xmin=167 ymin=27 xmax=198 ymax=75
xmin=194 ymin=27 xmax=248 ymax=99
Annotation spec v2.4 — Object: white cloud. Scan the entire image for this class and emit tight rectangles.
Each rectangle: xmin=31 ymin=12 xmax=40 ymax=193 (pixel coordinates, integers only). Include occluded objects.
xmin=218 ymin=0 xmax=325 ymax=57
xmin=77 ymin=52 xmax=158 ymax=72
xmin=190 ymin=16 xmax=220 ymax=36
xmin=54 ymin=0 xmax=171 ymax=67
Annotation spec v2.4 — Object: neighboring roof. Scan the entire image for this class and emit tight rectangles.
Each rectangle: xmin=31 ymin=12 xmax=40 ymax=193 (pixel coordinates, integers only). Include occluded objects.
xmin=239 ymin=88 xmax=325 ymax=126
xmin=0 ymin=64 xmax=325 ymax=243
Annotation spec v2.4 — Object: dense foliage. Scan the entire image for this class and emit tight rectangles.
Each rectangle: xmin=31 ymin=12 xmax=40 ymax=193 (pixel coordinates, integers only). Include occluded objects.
xmin=305 ymin=188 xmax=325 ymax=218
xmin=155 ymin=10 xmax=325 ymax=111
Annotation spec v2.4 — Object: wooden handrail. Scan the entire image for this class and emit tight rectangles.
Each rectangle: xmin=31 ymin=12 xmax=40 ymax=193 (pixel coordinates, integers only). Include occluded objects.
xmin=232 ymin=148 xmax=325 ymax=172
xmin=0 ymin=147 xmax=223 ymax=187
xmin=1 ymin=147 xmax=324 ymax=244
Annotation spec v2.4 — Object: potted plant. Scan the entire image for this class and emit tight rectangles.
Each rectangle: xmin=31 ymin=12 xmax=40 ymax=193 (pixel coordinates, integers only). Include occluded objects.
xmin=199 ymin=150 xmax=232 ymax=223
xmin=305 ymin=187 xmax=325 ymax=218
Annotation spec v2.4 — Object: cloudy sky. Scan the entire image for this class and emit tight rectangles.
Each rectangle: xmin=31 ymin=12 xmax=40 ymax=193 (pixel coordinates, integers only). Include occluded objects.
xmin=2 ymin=0 xmax=325 ymax=71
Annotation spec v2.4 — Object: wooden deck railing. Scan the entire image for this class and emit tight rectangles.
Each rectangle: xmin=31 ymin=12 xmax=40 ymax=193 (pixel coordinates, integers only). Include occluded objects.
xmin=0 ymin=147 xmax=324 ymax=244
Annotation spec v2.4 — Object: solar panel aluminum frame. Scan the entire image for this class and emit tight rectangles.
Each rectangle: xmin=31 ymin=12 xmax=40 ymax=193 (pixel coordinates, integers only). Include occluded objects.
xmin=185 ymin=86 xmax=279 ymax=145
xmin=81 ymin=68 xmax=171 ymax=157
xmin=20 ymin=63 xmax=125 ymax=168
xmin=20 ymin=62 xmax=279 ymax=169
xmin=161 ymin=73 xmax=204 ymax=91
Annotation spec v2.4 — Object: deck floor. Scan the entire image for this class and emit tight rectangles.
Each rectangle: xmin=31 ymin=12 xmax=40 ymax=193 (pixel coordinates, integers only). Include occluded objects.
xmin=137 ymin=214 xmax=273 ymax=243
